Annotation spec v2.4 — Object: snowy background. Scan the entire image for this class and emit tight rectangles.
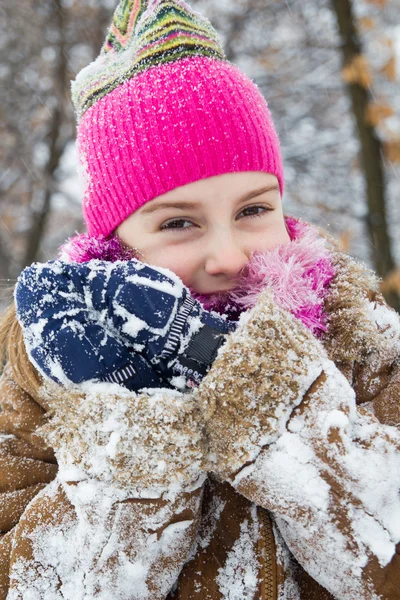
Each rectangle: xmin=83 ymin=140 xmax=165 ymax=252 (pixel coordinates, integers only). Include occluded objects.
xmin=1 ymin=0 xmax=399 ymax=309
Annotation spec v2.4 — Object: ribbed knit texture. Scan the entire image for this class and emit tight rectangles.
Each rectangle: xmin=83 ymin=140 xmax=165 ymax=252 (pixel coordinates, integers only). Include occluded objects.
xmin=72 ymin=0 xmax=284 ymax=237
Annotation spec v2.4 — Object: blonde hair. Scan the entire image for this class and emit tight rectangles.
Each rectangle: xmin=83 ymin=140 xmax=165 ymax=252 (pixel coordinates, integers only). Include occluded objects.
xmin=0 ymin=300 xmax=42 ymax=398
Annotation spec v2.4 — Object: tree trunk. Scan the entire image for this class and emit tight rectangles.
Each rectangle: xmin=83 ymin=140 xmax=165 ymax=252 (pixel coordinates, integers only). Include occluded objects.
xmin=21 ymin=106 xmax=64 ymax=269
xmin=21 ymin=0 xmax=67 ymax=269
xmin=331 ymin=0 xmax=400 ymax=312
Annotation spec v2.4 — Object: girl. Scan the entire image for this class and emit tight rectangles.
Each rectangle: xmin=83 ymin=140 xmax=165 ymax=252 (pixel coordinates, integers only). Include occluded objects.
xmin=1 ymin=1 xmax=400 ymax=598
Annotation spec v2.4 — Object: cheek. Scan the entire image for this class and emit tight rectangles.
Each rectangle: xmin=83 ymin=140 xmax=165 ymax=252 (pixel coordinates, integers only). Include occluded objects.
xmin=250 ymin=216 xmax=290 ymax=252
xmin=142 ymin=246 xmax=197 ymax=286
xmin=266 ymin=223 xmax=291 ymax=248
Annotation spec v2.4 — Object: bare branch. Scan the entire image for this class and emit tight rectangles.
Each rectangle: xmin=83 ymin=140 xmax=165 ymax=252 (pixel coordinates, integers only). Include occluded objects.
xmin=331 ymin=0 xmax=399 ymax=311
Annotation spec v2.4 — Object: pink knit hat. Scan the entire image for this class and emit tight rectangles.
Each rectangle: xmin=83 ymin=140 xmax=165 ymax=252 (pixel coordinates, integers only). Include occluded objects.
xmin=72 ymin=0 xmax=284 ymax=238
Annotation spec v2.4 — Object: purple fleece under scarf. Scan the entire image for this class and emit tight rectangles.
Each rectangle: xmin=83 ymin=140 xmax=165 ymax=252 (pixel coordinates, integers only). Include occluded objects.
xmin=58 ymin=217 xmax=336 ymax=337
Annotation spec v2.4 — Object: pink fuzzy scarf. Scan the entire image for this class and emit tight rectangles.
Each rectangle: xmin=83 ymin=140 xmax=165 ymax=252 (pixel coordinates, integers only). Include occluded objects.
xmin=58 ymin=233 xmax=136 ymax=263
xmin=192 ymin=218 xmax=336 ymax=335
xmin=59 ymin=217 xmax=336 ymax=337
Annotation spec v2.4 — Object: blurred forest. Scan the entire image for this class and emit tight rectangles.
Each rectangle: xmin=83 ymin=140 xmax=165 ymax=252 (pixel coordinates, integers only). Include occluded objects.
xmin=1 ymin=0 xmax=400 ymax=310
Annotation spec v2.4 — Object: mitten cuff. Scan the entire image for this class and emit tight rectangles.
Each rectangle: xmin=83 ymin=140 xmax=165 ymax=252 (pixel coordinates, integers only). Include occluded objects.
xmin=39 ymin=382 xmax=205 ymax=495
xmin=197 ymin=290 xmax=324 ymax=479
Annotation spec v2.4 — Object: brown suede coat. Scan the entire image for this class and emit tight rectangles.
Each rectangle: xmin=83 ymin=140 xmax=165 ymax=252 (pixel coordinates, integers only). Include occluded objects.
xmin=1 ymin=243 xmax=400 ymax=599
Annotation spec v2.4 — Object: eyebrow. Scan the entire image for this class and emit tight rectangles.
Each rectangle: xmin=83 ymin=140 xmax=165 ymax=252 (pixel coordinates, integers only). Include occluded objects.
xmin=139 ymin=185 xmax=279 ymax=215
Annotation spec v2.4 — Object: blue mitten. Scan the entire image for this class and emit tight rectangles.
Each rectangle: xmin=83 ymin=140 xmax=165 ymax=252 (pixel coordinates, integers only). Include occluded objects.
xmin=15 ymin=259 xmax=235 ymax=391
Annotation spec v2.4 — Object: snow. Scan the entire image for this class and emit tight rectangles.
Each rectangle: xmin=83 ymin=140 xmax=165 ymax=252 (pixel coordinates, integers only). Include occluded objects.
xmin=169 ymin=375 xmax=187 ymax=390
xmin=272 ymin=522 xmax=300 ymax=600
xmin=232 ymin=463 xmax=255 ymax=487
xmin=232 ymin=354 xmax=400 ymax=598
xmin=364 ymin=299 xmax=400 ymax=351
xmin=185 ymin=483 xmax=227 ymax=565
xmin=215 ymin=505 xmax=260 ymax=600
xmin=75 ymin=141 xmax=92 ymax=202
xmin=28 ymin=318 xmax=47 ymax=338
xmin=159 ymin=520 xmax=194 ymax=552
xmin=321 ymin=408 xmax=349 ymax=432
xmin=41 ymin=380 xmax=205 ymax=496
xmin=125 ymin=273 xmax=182 ymax=298
xmin=351 ymin=510 xmax=396 ymax=567
xmin=105 ymin=431 xmax=121 ymax=459
xmin=3 ymin=350 xmax=210 ymax=597
xmin=113 ymin=304 xmax=148 ymax=337
xmin=8 ymin=480 xmax=199 ymax=600
xmin=252 ymin=432 xmax=332 ymax=513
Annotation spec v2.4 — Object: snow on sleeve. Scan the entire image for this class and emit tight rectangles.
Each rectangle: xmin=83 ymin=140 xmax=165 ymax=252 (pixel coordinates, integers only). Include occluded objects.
xmin=215 ymin=504 xmax=261 ymax=600
xmin=8 ymin=475 xmax=203 ymax=600
xmin=7 ymin=379 xmax=207 ymax=600
xmin=40 ymin=380 xmax=206 ymax=495
xmin=194 ymin=285 xmax=400 ymax=598
xmin=234 ymin=357 xmax=400 ymax=600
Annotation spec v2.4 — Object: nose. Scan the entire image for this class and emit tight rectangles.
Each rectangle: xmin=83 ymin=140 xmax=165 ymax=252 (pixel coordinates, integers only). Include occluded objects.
xmin=204 ymin=233 xmax=249 ymax=279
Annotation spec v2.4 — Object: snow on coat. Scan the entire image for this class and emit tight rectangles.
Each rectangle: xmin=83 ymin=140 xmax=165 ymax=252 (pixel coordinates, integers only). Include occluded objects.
xmin=0 ymin=219 xmax=400 ymax=600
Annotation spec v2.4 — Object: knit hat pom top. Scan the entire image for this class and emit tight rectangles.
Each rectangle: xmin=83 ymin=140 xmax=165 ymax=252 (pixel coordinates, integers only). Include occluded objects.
xmin=72 ymin=0 xmax=226 ymax=119
xmin=72 ymin=0 xmax=284 ymax=237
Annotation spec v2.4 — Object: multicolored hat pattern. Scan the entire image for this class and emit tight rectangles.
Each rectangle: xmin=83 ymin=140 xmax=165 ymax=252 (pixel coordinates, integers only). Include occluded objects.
xmin=72 ymin=0 xmax=225 ymax=119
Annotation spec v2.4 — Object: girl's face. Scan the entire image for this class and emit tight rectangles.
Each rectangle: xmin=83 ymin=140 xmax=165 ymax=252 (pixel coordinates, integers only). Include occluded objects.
xmin=117 ymin=171 xmax=289 ymax=295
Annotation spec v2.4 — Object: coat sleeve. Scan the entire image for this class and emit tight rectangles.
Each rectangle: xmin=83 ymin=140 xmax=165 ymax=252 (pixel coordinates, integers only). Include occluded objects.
xmin=348 ymin=292 xmax=400 ymax=428
xmin=0 ymin=364 xmax=58 ymax=600
xmin=3 ymin=377 xmax=205 ymax=600
xmin=0 ymin=364 xmax=58 ymax=536
xmin=198 ymin=290 xmax=400 ymax=600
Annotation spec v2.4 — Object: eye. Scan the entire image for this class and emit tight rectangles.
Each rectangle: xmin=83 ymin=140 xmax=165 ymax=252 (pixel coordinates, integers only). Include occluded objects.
xmin=237 ymin=205 xmax=272 ymax=220
xmin=160 ymin=218 xmax=196 ymax=232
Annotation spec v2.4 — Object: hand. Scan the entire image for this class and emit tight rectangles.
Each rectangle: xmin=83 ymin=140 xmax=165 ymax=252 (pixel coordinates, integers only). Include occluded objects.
xmin=15 ymin=258 xmax=236 ymax=391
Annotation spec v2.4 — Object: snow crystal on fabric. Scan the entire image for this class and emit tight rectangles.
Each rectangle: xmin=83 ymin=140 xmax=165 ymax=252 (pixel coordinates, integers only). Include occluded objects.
xmin=234 ymin=357 xmax=400 ymax=599
xmin=8 ymin=478 xmax=202 ymax=600
xmin=216 ymin=504 xmax=261 ymax=600
xmin=272 ymin=521 xmax=300 ymax=600
xmin=40 ymin=382 xmax=205 ymax=494
xmin=364 ymin=298 xmax=400 ymax=357
xmin=186 ymin=481 xmax=227 ymax=562
xmin=199 ymin=289 xmax=325 ymax=477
